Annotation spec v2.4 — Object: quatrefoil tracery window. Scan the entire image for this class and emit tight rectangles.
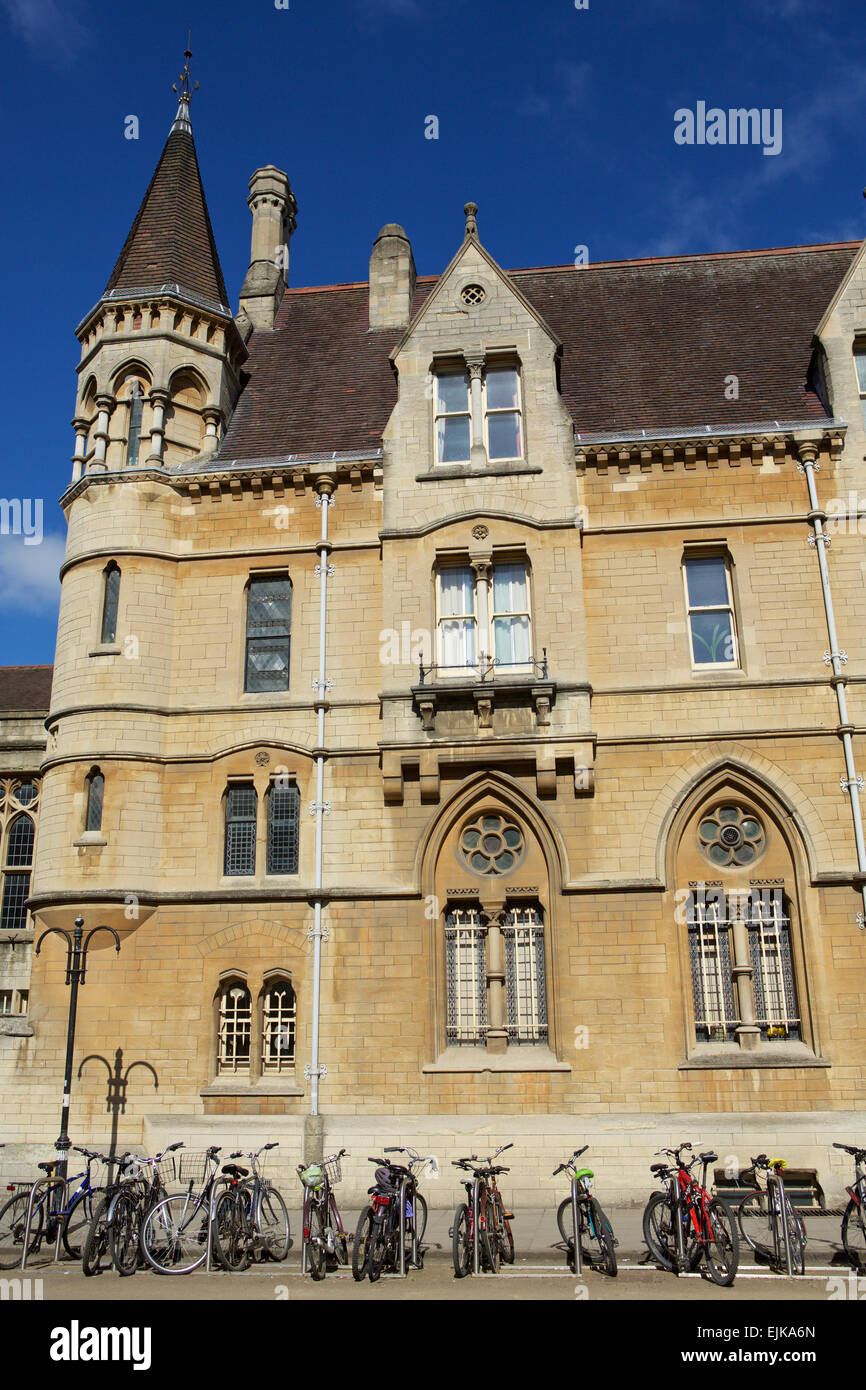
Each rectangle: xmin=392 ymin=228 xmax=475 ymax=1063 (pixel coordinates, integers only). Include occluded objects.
xmin=460 ymin=283 xmax=486 ymax=306
xmin=698 ymin=804 xmax=765 ymax=867
xmin=459 ymin=814 xmax=525 ymax=875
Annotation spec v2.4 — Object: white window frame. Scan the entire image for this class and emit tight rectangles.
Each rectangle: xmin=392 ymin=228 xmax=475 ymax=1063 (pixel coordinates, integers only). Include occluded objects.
xmin=436 ymin=558 xmax=533 ymax=675
xmin=682 ymin=550 xmax=740 ymax=671
xmin=434 ymin=366 xmax=472 ymax=464
xmin=261 ymin=977 xmax=297 ymax=1074
xmin=433 ymin=360 xmax=524 ymax=465
xmin=0 ymin=988 xmax=28 ymax=1016
xmin=217 ymin=981 xmax=252 ymax=1075
xmin=854 ymin=346 xmax=866 ymax=431
xmin=483 ymin=363 xmax=524 ymax=462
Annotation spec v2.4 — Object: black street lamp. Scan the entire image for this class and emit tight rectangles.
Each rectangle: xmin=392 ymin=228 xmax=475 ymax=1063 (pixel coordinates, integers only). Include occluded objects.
xmin=35 ymin=914 xmax=121 ymax=1182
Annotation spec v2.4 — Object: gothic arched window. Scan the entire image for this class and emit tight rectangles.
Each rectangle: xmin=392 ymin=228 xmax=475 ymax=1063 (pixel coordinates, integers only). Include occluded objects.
xmin=261 ymin=976 xmax=296 ymax=1073
xmin=266 ymin=781 xmax=300 ymax=875
xmin=125 ymin=380 xmax=144 ymax=466
xmin=85 ymin=768 xmax=104 ymax=833
xmin=0 ymin=802 xmax=36 ymax=932
xmin=216 ymin=979 xmax=252 ymax=1075
xmin=101 ymin=563 xmax=121 ymax=644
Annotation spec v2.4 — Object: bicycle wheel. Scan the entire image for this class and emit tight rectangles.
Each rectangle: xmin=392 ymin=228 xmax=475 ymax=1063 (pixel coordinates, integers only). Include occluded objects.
xmin=492 ymin=1191 xmax=515 ymax=1264
xmin=481 ymin=1197 xmax=501 ymax=1274
xmin=736 ymin=1189 xmax=774 ymax=1263
xmin=367 ymin=1212 xmax=390 ymax=1282
xmin=141 ymin=1192 xmax=211 ymax=1275
xmin=643 ymin=1191 xmax=675 ymax=1270
xmin=452 ymin=1203 xmax=472 ymax=1278
xmin=842 ymin=1198 xmax=866 ymax=1269
xmin=62 ymin=1187 xmax=103 ymax=1261
xmin=414 ymin=1192 xmax=428 ymax=1245
xmin=213 ymin=1189 xmax=251 ymax=1272
xmin=557 ymin=1195 xmax=579 ymax=1246
xmin=702 ymin=1198 xmax=739 ymax=1287
xmin=780 ymin=1197 xmax=805 ymax=1276
xmin=0 ymin=1191 xmax=43 ymax=1268
xmin=109 ymin=1188 xmax=142 ymax=1277
xmin=352 ymin=1207 xmax=374 ymax=1281
xmin=306 ymin=1201 xmax=326 ymax=1281
xmin=585 ymin=1197 xmax=618 ymax=1277
xmin=258 ymin=1185 xmax=291 ymax=1262
xmin=82 ymin=1196 xmax=111 ymax=1277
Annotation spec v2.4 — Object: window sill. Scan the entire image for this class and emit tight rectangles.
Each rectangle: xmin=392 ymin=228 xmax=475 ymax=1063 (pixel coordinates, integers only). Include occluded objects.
xmin=679 ymin=1042 xmax=829 ymax=1070
xmin=88 ymin=644 xmax=121 ymax=657
xmin=417 ymin=463 xmax=542 ymax=482
xmin=73 ymin=832 xmax=107 ymax=848
xmin=200 ymin=1080 xmax=305 ymax=1097
xmin=422 ymin=1045 xmax=570 ymax=1074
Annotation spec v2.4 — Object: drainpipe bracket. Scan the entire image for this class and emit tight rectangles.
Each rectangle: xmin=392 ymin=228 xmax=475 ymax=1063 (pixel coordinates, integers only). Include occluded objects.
xmin=796 ymin=461 xmax=820 ymax=474
xmin=840 ymin=775 xmax=864 ymax=794
xmin=307 ymin=923 xmax=330 ymax=944
xmin=824 ymin=650 xmax=848 ymax=666
xmin=807 ymin=531 xmax=830 ymax=547
xmin=856 ymin=912 xmax=866 ymax=933
xmin=304 ymin=1063 xmax=328 ymax=1079
xmin=309 ymin=800 xmax=332 ymax=816
xmin=312 ymin=677 xmax=334 ymax=693
xmin=314 ymin=563 xmax=335 ymax=577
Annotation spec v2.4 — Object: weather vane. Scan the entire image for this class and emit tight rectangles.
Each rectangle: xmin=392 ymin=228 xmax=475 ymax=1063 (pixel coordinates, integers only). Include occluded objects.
xmin=172 ymin=31 xmax=199 ymax=102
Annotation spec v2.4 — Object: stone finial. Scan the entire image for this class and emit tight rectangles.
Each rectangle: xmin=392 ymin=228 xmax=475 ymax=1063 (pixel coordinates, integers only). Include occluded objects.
xmin=239 ymin=165 xmax=297 ymax=332
xmin=464 ymin=202 xmax=478 ymax=240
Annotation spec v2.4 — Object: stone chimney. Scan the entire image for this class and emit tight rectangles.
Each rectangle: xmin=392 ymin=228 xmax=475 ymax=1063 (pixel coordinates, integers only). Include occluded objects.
xmin=369 ymin=224 xmax=416 ymax=330
xmin=238 ymin=166 xmax=297 ymax=332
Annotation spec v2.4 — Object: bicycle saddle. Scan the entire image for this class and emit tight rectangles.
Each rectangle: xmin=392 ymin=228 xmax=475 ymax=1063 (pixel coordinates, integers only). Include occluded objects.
xmin=699 ymin=1152 xmax=718 ymax=1163
xmin=37 ymin=1161 xmax=56 ymax=1173
xmin=222 ymin=1164 xmax=248 ymax=1178
xmin=650 ymin=1162 xmax=669 ymax=1173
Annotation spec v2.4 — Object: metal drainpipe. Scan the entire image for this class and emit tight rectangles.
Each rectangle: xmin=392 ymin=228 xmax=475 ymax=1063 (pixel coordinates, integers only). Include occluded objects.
xmin=307 ymin=479 xmax=335 ymax=1114
xmin=798 ymin=441 xmax=866 ymax=928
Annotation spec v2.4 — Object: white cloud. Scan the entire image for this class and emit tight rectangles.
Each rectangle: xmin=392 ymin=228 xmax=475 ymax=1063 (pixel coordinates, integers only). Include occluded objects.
xmin=0 ymin=0 xmax=90 ymax=65
xmin=0 ymin=533 xmax=64 ymax=615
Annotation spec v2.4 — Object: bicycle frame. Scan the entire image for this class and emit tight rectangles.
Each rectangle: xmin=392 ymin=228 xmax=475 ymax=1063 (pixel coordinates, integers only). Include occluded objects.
xmin=17 ymin=1149 xmax=110 ymax=1271
xmin=300 ymin=1161 xmax=346 ymax=1276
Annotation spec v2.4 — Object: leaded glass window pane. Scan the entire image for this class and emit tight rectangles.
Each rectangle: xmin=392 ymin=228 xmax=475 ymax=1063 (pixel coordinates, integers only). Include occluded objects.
xmin=126 ymin=389 xmax=143 ymax=467
xmin=687 ymin=892 xmax=738 ymax=1042
xmin=5 ymin=815 xmax=34 ymax=867
xmin=267 ymin=783 xmax=300 ymax=875
xmin=503 ymin=905 xmax=548 ymax=1043
xmin=225 ymin=784 xmax=257 ymax=876
xmin=748 ymin=891 xmax=800 ymax=1041
xmin=0 ymin=873 xmax=30 ymax=931
xmin=245 ymin=576 xmax=292 ymax=692
xmin=86 ymin=772 xmax=104 ymax=832
xmin=101 ymin=566 xmax=120 ymax=644
xmin=445 ymin=906 xmax=487 ymax=1044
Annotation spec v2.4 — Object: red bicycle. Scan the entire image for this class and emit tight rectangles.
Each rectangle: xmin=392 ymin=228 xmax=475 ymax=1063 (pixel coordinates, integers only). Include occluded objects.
xmin=643 ymin=1141 xmax=738 ymax=1286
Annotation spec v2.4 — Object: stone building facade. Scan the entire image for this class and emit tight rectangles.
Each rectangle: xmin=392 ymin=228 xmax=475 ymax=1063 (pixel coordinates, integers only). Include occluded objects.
xmin=2 ymin=79 xmax=866 ymax=1206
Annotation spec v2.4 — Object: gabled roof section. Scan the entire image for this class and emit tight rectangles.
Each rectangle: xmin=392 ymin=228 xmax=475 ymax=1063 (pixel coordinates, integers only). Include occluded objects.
xmin=0 ymin=665 xmax=53 ymax=712
xmin=217 ymin=242 xmax=858 ymax=462
xmin=815 ymin=236 xmax=866 ymax=336
xmin=390 ymin=225 xmax=561 ymax=360
xmin=103 ymin=101 xmax=229 ymax=314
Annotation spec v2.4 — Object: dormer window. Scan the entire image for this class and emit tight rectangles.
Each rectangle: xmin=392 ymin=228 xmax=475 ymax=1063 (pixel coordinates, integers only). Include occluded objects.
xmin=434 ymin=360 xmax=524 ymax=464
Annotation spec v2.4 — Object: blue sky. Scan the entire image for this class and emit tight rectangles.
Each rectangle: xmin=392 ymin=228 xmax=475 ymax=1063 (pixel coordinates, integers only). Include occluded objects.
xmin=0 ymin=0 xmax=864 ymax=664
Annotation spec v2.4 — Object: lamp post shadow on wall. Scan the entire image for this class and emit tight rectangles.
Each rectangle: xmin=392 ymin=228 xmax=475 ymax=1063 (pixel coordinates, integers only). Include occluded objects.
xmin=34 ymin=914 xmax=121 ymax=1183
xmin=78 ymin=1048 xmax=159 ymax=1160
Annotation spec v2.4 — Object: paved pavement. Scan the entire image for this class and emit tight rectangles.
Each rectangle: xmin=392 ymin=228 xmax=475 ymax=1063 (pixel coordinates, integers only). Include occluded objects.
xmin=6 ymin=1205 xmax=858 ymax=1302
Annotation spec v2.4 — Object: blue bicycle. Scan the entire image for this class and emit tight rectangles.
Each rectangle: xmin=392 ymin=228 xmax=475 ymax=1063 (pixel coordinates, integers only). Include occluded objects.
xmin=0 ymin=1146 xmax=116 ymax=1265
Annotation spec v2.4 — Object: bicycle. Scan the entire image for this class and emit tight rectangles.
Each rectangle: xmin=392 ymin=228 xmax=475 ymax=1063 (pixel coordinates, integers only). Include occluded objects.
xmin=352 ymin=1151 xmax=430 ymax=1282
xmin=0 ymin=1146 xmax=113 ymax=1269
xmin=81 ymin=1151 xmax=143 ymax=1276
xmin=736 ymin=1154 xmax=806 ymax=1276
xmin=140 ymin=1146 xmax=232 ymax=1275
xmin=298 ymin=1149 xmax=350 ymax=1281
xmin=835 ymin=1141 xmax=866 ymax=1270
xmin=643 ymin=1141 xmax=739 ymax=1287
xmin=553 ymin=1146 xmax=617 ymax=1277
xmin=451 ymin=1143 xmax=515 ymax=1277
xmin=215 ymin=1143 xmax=291 ymax=1270
xmin=103 ymin=1142 xmax=183 ymax=1277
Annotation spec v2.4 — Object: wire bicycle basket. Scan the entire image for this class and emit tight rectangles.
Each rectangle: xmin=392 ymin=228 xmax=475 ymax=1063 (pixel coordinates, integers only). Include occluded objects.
xmin=322 ymin=1155 xmax=343 ymax=1185
xmin=176 ymin=1150 xmax=212 ymax=1186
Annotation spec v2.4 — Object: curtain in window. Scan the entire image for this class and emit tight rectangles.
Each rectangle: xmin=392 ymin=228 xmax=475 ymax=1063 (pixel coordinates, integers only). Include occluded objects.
xmin=492 ymin=563 xmax=530 ymax=665
xmin=439 ymin=567 xmax=476 ymax=667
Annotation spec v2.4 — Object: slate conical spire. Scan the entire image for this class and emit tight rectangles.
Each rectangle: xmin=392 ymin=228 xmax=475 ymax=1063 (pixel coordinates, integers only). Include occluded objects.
xmin=103 ymin=47 xmax=229 ymax=314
